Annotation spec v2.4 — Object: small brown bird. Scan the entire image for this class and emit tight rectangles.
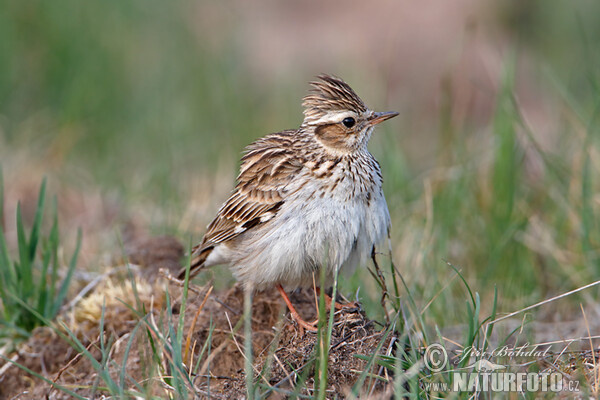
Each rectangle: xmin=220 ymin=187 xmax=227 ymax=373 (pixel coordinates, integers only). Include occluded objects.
xmin=180 ymin=75 xmax=397 ymax=331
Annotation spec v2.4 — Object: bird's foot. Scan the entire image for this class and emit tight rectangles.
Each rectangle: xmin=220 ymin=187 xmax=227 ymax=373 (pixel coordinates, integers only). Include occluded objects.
xmin=315 ymin=287 xmax=360 ymax=311
xmin=332 ymin=300 xmax=360 ymax=311
xmin=277 ymin=284 xmax=318 ymax=333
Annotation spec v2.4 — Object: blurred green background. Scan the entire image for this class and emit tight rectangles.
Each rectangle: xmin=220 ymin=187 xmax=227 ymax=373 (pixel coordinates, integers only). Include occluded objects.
xmin=1 ymin=0 xmax=599 ymax=325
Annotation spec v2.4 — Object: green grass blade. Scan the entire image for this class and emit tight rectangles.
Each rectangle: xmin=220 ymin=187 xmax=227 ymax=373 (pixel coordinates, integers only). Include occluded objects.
xmin=393 ymin=265 xmax=429 ymax=343
xmin=0 ymin=354 xmax=88 ymax=400
xmin=244 ymin=286 xmax=255 ymax=400
xmin=315 ymin=266 xmax=331 ymax=400
xmin=57 ymin=321 xmax=114 ymax=385
xmin=0 ymin=165 xmax=4 ymax=230
xmin=51 ymin=228 xmax=81 ymax=318
xmin=16 ymin=202 xmax=33 ymax=297
xmin=483 ymin=285 xmax=498 ymax=352
xmin=287 ymin=357 xmax=317 ymax=400
xmin=178 ymin=238 xmax=193 ymax=342
xmin=473 ymin=292 xmax=481 ymax=347
xmin=115 ymin=297 xmax=165 ymax=377
xmin=165 ymin=293 xmax=189 ymax=396
xmin=464 ymin=301 xmax=475 ymax=367
xmin=35 ymin=237 xmax=52 ymax=318
xmin=117 ymin=294 xmax=198 ymax=394
xmin=97 ymin=302 xmax=123 ymax=397
xmin=28 ymin=177 xmax=46 ymax=262
xmin=193 ymin=317 xmax=215 ymax=375
xmin=46 ymin=198 xmax=60 ymax=317
xmin=0 ymin=221 xmax=11 ymax=274
xmin=444 ymin=260 xmax=475 ymax=309
xmin=0 ymin=227 xmax=15 ymax=321
xmin=8 ymin=291 xmax=120 ymax=393
xmin=389 ymin=259 xmax=401 ymax=311
xmin=350 ymin=317 xmax=395 ymax=396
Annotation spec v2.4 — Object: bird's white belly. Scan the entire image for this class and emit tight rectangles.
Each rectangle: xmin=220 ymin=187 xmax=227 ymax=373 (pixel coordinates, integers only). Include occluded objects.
xmin=225 ymin=178 xmax=390 ymax=290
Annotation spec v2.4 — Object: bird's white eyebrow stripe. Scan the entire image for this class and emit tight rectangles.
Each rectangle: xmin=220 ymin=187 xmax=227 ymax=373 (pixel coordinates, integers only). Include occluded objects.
xmin=311 ymin=110 xmax=358 ymax=125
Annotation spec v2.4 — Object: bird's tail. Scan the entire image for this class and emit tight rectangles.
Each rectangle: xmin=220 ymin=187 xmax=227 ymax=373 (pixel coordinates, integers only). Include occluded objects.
xmin=177 ymin=245 xmax=213 ymax=280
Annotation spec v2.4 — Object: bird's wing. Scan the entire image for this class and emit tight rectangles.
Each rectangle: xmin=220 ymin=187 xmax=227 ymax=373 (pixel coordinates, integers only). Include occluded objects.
xmin=197 ymin=131 xmax=303 ymax=254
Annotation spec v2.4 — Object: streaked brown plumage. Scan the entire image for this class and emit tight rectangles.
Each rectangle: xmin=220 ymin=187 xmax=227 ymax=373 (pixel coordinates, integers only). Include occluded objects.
xmin=180 ymin=75 xmax=397 ymax=331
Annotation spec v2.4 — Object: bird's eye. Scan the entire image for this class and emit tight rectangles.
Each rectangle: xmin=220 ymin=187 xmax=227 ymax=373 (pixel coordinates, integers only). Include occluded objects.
xmin=342 ymin=117 xmax=356 ymax=128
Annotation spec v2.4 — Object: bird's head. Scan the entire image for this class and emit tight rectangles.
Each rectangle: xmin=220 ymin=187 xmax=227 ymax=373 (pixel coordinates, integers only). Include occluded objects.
xmin=302 ymin=75 xmax=398 ymax=154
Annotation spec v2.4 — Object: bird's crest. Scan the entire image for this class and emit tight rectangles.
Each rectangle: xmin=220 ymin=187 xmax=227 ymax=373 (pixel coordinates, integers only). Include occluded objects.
xmin=302 ymin=75 xmax=367 ymax=124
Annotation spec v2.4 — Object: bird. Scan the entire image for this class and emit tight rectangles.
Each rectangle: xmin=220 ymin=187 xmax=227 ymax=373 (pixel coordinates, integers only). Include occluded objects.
xmin=179 ymin=75 xmax=398 ymax=331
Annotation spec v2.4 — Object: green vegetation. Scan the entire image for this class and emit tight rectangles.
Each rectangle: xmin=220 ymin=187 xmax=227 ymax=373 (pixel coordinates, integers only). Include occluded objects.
xmin=0 ymin=171 xmax=80 ymax=343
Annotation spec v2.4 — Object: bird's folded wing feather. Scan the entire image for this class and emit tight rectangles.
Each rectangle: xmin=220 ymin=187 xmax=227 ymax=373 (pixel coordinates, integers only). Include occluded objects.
xmin=195 ymin=131 xmax=303 ymax=254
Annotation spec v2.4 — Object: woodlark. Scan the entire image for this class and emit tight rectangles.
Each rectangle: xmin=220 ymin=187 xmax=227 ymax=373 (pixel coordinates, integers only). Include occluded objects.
xmin=180 ymin=75 xmax=398 ymax=331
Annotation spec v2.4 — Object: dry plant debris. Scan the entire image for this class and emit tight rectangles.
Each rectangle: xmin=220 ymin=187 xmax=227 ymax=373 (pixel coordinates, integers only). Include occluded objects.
xmin=174 ymin=284 xmax=393 ymax=398
xmin=0 ymin=235 xmax=394 ymax=399
xmin=3 ymin=235 xmax=599 ymax=398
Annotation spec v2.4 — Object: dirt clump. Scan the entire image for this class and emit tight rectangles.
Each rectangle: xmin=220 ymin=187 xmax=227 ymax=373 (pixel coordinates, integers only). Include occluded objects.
xmin=0 ymin=235 xmax=394 ymax=399
xmin=124 ymin=234 xmax=185 ymax=280
xmin=175 ymin=284 xmax=392 ymax=398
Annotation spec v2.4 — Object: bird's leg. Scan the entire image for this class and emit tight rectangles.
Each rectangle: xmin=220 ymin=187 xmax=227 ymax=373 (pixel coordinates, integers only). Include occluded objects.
xmin=314 ymin=287 xmax=359 ymax=310
xmin=276 ymin=284 xmax=318 ymax=332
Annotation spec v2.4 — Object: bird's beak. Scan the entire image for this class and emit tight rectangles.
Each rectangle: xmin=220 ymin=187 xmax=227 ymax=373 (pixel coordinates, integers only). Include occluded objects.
xmin=368 ymin=111 xmax=399 ymax=126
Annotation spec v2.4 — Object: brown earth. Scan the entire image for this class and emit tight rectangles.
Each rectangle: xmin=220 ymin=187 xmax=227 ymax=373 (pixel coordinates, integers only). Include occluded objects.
xmin=3 ymin=233 xmax=597 ymax=398
xmin=0 ymin=235 xmax=395 ymax=399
